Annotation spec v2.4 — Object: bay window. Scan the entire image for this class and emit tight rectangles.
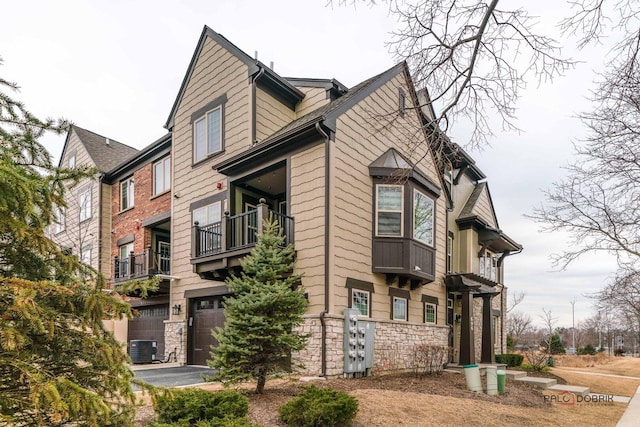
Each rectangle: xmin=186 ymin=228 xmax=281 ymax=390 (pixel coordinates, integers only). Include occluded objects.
xmin=413 ymin=189 xmax=434 ymax=246
xmin=376 ymin=185 xmax=403 ymax=236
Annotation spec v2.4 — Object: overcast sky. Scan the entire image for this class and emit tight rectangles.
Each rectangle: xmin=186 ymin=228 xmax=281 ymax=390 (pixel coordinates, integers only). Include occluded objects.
xmin=2 ymin=0 xmax=620 ymax=327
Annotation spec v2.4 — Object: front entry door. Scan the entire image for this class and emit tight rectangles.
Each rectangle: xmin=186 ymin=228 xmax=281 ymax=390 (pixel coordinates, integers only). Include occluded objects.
xmin=188 ymin=296 xmax=226 ymax=366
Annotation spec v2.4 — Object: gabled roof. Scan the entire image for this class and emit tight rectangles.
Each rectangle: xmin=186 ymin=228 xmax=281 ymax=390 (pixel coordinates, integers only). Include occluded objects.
xmin=215 ymin=62 xmax=406 ymax=175
xmin=457 ymin=182 xmax=522 ymax=252
xmin=458 ymin=182 xmax=498 ymax=227
xmin=165 ymin=26 xmax=304 ymax=129
xmin=71 ymin=125 xmax=139 ymax=172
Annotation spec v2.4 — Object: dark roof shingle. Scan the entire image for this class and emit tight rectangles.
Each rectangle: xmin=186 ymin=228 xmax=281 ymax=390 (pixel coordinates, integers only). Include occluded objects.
xmin=72 ymin=126 xmax=139 ymax=172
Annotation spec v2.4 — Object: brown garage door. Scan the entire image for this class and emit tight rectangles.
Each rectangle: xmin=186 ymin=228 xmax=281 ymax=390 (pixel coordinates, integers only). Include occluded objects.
xmin=188 ymin=296 xmax=226 ymax=366
xmin=128 ymin=304 xmax=168 ymax=360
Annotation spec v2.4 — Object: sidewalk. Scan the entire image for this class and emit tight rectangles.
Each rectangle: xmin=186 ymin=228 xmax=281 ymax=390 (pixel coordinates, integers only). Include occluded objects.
xmin=617 ymin=386 xmax=640 ymax=427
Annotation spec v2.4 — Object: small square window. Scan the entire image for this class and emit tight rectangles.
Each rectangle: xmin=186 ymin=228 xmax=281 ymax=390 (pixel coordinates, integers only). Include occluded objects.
xmin=352 ymin=289 xmax=370 ymax=317
xmin=393 ymin=297 xmax=407 ymax=321
xmin=425 ymin=303 xmax=436 ymax=324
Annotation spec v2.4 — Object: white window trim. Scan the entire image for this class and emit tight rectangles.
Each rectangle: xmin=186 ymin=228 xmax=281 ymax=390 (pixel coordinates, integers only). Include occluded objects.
xmin=392 ymin=296 xmax=408 ymax=321
xmin=80 ymin=245 xmax=92 ymax=265
xmin=68 ymin=154 xmax=76 ymax=169
xmin=375 ymin=184 xmax=404 ymax=237
xmin=153 ymin=156 xmax=171 ymax=196
xmin=120 ymin=176 xmax=134 ymax=211
xmin=78 ymin=187 xmax=92 ymax=222
xmin=424 ymin=302 xmax=437 ymax=324
xmin=352 ymin=289 xmax=371 ymax=317
xmin=194 ymin=105 xmax=223 ymax=163
xmin=413 ymin=188 xmax=435 ymax=247
xmin=119 ymin=242 xmax=134 ymax=259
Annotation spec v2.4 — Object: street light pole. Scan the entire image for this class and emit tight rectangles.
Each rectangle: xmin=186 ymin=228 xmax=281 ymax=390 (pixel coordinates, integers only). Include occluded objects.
xmin=570 ymin=300 xmax=576 ymax=353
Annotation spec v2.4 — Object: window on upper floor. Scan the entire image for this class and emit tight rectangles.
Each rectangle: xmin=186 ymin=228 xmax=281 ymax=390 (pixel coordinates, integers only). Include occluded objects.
xmin=80 ymin=245 xmax=92 ymax=265
xmin=121 ymin=176 xmax=134 ymax=211
xmin=154 ymin=156 xmax=171 ymax=195
xmin=53 ymin=205 xmax=65 ymax=234
xmin=68 ymin=152 xmax=76 ymax=169
xmin=194 ymin=106 xmax=222 ymax=163
xmin=479 ymin=252 xmax=498 ymax=282
xmin=447 ymin=233 xmax=454 ymax=273
xmin=78 ymin=187 xmax=92 ymax=222
xmin=193 ymin=201 xmax=221 ymax=226
xmin=413 ymin=189 xmax=434 ymax=246
xmin=119 ymin=242 xmax=134 ymax=259
xmin=376 ymin=185 xmax=403 ymax=237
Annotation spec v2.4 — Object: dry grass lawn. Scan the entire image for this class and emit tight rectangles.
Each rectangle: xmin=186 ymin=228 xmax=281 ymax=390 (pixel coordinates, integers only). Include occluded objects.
xmin=552 ymin=356 xmax=640 ymax=397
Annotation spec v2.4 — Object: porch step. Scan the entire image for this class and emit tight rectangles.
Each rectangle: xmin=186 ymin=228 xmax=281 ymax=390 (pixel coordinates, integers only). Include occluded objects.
xmin=504 ymin=370 xmax=527 ymax=379
xmin=547 ymin=384 xmax=590 ymax=397
xmin=514 ymin=376 xmax=557 ymax=389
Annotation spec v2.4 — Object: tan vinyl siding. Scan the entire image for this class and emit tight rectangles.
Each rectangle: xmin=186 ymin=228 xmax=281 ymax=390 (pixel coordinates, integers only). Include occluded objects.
xmin=51 ymin=129 xmax=101 ymax=272
xmin=474 ymin=188 xmax=498 ymax=228
xmin=331 ymin=72 xmax=447 ymax=324
xmin=255 ymin=87 xmax=295 ymax=141
xmin=290 ymin=143 xmax=326 ymax=314
xmin=170 ymin=35 xmax=251 ymax=301
xmin=295 ymin=87 xmax=330 ymax=117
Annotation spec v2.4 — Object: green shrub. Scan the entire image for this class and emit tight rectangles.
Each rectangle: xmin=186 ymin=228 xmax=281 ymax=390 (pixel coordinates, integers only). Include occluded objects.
xmin=154 ymin=388 xmax=248 ymax=423
xmin=495 ymin=353 xmax=524 ymax=367
xmin=278 ymin=385 xmax=358 ymax=427
xmin=577 ymin=344 xmax=597 ymax=355
xmin=150 ymin=418 xmax=259 ymax=427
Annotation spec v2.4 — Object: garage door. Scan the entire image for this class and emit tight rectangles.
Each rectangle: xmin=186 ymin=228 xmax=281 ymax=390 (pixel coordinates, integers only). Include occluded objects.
xmin=128 ymin=304 xmax=168 ymax=360
xmin=188 ymin=296 xmax=226 ymax=366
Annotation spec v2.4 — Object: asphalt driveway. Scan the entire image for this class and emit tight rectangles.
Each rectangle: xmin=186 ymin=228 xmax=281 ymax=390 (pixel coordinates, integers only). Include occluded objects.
xmin=132 ymin=365 xmax=216 ymax=388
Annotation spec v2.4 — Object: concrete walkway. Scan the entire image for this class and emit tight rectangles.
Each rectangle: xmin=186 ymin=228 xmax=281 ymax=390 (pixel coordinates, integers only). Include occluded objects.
xmin=617 ymin=386 xmax=640 ymax=427
xmin=552 ymin=368 xmax=640 ymax=381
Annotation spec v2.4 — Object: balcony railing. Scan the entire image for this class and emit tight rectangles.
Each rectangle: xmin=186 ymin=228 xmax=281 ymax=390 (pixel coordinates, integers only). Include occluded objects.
xmin=192 ymin=201 xmax=294 ymax=259
xmin=114 ymin=245 xmax=170 ymax=282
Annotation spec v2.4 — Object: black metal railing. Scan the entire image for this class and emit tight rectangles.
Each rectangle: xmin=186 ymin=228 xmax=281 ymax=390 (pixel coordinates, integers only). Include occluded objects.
xmin=114 ymin=246 xmax=171 ymax=282
xmin=192 ymin=200 xmax=294 ymax=258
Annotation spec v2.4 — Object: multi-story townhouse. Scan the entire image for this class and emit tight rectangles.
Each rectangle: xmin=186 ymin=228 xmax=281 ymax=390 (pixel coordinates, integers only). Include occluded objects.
xmin=163 ymin=26 xmax=512 ymax=374
xmin=51 ymin=125 xmax=139 ymax=279
xmin=103 ymin=133 xmax=172 ymax=358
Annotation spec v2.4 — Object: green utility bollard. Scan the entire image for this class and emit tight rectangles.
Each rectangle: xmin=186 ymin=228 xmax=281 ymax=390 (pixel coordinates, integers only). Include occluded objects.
xmin=497 ymin=370 xmax=506 ymax=395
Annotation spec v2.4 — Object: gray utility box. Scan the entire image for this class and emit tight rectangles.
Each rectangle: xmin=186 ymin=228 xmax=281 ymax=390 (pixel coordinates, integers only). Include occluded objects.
xmin=343 ymin=308 xmax=375 ymax=376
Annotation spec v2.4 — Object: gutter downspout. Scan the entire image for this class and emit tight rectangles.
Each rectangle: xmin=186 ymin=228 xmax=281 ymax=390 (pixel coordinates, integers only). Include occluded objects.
xmin=251 ymin=66 xmax=265 ymax=145
xmin=97 ymin=173 xmax=104 ymax=279
xmin=497 ymin=248 xmax=523 ymax=352
xmin=316 ymin=121 xmax=330 ymax=377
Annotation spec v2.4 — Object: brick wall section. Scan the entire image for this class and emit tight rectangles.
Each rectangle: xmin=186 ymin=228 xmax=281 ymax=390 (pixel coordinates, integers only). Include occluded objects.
xmin=110 ymin=161 xmax=171 ymax=278
xmin=290 ymin=314 xmax=449 ymax=377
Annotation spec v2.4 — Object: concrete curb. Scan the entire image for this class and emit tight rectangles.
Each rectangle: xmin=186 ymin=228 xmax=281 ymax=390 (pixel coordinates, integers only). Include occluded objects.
xmin=616 ymin=385 xmax=640 ymax=427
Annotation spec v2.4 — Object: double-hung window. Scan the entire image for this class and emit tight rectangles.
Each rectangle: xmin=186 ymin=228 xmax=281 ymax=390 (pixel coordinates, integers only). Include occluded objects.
xmin=413 ymin=189 xmax=434 ymax=246
xmin=121 ymin=177 xmax=134 ymax=210
xmin=153 ymin=157 xmax=171 ymax=195
xmin=80 ymin=245 xmax=92 ymax=265
xmin=392 ymin=297 xmax=407 ymax=321
xmin=376 ymin=185 xmax=403 ymax=236
xmin=194 ymin=106 xmax=222 ymax=163
xmin=68 ymin=153 xmax=76 ymax=168
xmin=193 ymin=201 xmax=221 ymax=227
xmin=53 ymin=205 xmax=65 ymax=234
xmin=79 ymin=187 xmax=92 ymax=222
xmin=424 ymin=303 xmax=436 ymax=324
xmin=352 ymin=289 xmax=370 ymax=317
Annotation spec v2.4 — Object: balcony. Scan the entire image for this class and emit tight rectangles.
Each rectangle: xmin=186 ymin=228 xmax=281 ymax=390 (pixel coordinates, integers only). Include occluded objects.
xmin=114 ymin=245 xmax=171 ymax=283
xmin=191 ymin=201 xmax=294 ymax=279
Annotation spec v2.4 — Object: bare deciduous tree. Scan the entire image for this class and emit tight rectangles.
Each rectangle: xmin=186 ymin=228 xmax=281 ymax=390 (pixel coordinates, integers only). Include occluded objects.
xmin=507 ymin=290 xmax=526 ymax=313
xmin=507 ymin=310 xmax=531 ymax=349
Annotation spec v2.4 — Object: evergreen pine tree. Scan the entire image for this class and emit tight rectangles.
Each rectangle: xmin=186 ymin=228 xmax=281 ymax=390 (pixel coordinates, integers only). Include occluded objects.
xmin=210 ymin=218 xmax=308 ymax=394
xmin=0 ymin=58 xmax=140 ymax=426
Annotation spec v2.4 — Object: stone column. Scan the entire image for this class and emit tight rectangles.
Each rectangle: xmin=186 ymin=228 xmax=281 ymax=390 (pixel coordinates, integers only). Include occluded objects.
xmin=481 ymin=294 xmax=495 ymax=363
xmin=459 ymin=290 xmax=475 ymax=365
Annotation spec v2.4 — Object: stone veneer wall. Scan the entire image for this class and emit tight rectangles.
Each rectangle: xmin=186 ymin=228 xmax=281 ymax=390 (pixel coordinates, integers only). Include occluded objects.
xmin=164 ymin=319 xmax=187 ymax=364
xmin=472 ymin=291 xmax=506 ymax=360
xmin=292 ymin=313 xmax=449 ymax=377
